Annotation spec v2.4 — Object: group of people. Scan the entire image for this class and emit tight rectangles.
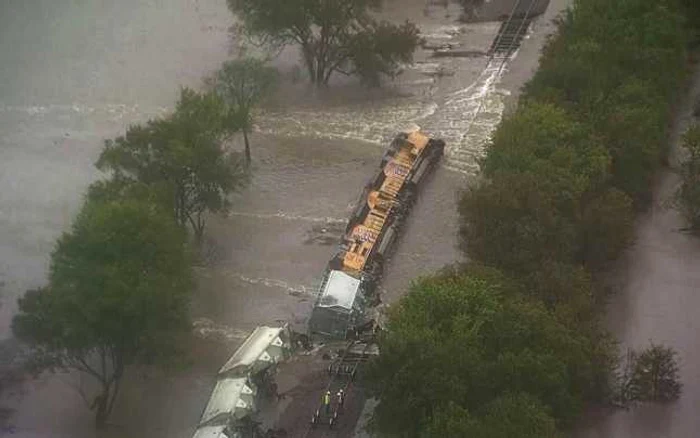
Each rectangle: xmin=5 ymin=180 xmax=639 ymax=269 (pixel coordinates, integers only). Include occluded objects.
xmin=322 ymin=388 xmax=345 ymax=415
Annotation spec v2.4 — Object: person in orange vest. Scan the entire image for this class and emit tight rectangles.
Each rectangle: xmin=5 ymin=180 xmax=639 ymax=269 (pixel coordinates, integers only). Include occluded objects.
xmin=323 ymin=390 xmax=331 ymax=414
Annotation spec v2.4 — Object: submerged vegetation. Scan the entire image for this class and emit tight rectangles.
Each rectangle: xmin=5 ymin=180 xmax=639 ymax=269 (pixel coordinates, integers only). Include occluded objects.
xmin=9 ymin=0 xmax=698 ymax=433
xmin=13 ymin=199 xmax=192 ymax=427
xmin=96 ymin=87 xmax=248 ymax=240
xmin=369 ymin=0 xmax=696 ymax=435
xmin=12 ymin=59 xmax=266 ymax=427
xmin=227 ymin=0 xmax=421 ymax=86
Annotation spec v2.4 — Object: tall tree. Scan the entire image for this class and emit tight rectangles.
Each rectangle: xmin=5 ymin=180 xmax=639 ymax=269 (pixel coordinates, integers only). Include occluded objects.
xmin=228 ymin=0 xmax=421 ymax=86
xmin=365 ymin=267 xmax=600 ymax=437
xmin=12 ymin=199 xmax=192 ymax=428
xmin=214 ymin=58 xmax=277 ymax=166
xmin=96 ymin=88 xmax=247 ymax=239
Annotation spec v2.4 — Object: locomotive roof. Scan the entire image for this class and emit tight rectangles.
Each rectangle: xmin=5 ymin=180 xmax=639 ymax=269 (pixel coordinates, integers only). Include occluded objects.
xmin=318 ymin=270 xmax=362 ymax=311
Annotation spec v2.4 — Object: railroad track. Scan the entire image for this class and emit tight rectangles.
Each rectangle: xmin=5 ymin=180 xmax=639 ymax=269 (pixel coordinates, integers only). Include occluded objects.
xmin=488 ymin=0 xmax=539 ymax=65
xmin=301 ymin=342 xmax=373 ymax=438
xmin=444 ymin=0 xmax=539 ymax=168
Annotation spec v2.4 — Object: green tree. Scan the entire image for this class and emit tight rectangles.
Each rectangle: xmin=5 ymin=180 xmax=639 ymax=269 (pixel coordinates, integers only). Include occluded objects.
xmin=366 ymin=268 xmax=597 ymax=437
xmin=580 ymin=188 xmax=634 ymax=268
xmin=227 ymin=0 xmax=421 ymax=86
xmin=674 ymin=125 xmax=700 ymax=231
xmin=459 ymin=172 xmax=578 ymax=278
xmin=96 ymin=88 xmax=247 ymax=239
xmin=12 ymin=199 xmax=192 ymax=428
xmin=85 ymin=176 xmax=167 ymax=207
xmin=422 ymin=394 xmax=561 ymax=438
xmin=214 ymin=58 xmax=277 ymax=166
xmin=618 ymin=344 xmax=682 ymax=404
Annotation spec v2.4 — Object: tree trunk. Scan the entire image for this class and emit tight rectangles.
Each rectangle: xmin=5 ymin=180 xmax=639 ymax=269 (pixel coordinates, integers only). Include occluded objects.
xmin=94 ymin=388 xmax=110 ymax=429
xmin=302 ymin=45 xmax=317 ymax=84
xmin=187 ymin=212 xmax=205 ymax=243
xmin=316 ymin=56 xmax=327 ymax=86
xmin=243 ymin=128 xmax=251 ymax=166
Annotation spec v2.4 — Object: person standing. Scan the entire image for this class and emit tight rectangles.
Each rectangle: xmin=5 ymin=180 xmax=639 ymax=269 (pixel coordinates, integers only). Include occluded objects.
xmin=337 ymin=388 xmax=345 ymax=409
xmin=324 ymin=390 xmax=331 ymax=415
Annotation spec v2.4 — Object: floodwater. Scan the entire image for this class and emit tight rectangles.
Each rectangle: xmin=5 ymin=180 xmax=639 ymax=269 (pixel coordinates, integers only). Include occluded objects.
xmin=575 ymin=62 xmax=700 ymax=438
xmin=0 ymin=0 xmax=575 ymax=436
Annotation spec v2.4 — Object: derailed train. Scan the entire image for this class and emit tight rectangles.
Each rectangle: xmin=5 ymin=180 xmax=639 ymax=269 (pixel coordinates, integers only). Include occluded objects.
xmin=190 ymin=130 xmax=445 ymax=437
xmin=308 ymin=129 xmax=445 ymax=338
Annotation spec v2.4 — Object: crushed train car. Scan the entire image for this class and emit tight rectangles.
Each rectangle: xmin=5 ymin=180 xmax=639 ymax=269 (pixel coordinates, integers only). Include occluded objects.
xmin=191 ymin=326 xmax=292 ymax=438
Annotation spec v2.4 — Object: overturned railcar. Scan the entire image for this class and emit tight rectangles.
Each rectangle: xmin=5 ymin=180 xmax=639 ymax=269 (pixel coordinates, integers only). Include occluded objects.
xmin=309 ymin=130 xmax=445 ymax=339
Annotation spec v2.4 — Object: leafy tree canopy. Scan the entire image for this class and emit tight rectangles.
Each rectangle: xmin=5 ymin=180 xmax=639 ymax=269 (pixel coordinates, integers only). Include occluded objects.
xmin=673 ymin=124 xmax=700 ymax=231
xmin=214 ymin=58 xmax=277 ymax=165
xmin=12 ymin=199 xmax=192 ymax=427
xmin=459 ymin=172 xmax=579 ymax=277
xmin=227 ymin=0 xmax=421 ymax=86
xmin=366 ymin=268 xmax=597 ymax=437
xmin=96 ymin=88 xmax=247 ymax=239
xmin=422 ymin=394 xmax=561 ymax=438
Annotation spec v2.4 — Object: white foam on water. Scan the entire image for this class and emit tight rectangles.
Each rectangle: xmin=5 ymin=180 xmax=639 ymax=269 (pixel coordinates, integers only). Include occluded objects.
xmin=0 ymin=103 xmax=169 ymax=121
xmin=192 ymin=317 xmax=251 ymax=342
xmin=227 ymin=211 xmax=346 ymax=224
xmin=257 ymin=101 xmax=434 ymax=146
xmin=253 ymin=35 xmax=521 ymax=176
xmin=423 ymin=54 xmax=514 ymax=175
xmin=230 ymin=273 xmax=314 ymax=297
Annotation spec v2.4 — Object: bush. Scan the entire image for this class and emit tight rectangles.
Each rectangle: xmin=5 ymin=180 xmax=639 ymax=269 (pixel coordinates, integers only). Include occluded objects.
xmin=673 ymin=125 xmax=700 ymax=230
xmin=366 ymin=269 xmax=599 ymax=436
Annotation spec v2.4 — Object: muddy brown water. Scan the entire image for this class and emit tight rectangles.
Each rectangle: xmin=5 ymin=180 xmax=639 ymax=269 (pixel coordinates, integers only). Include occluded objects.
xmin=1 ymin=0 xmax=649 ymax=436
xmin=574 ymin=61 xmax=700 ymax=438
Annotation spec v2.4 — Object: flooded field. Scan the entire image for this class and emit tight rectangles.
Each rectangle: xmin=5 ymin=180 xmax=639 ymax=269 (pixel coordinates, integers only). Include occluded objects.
xmin=575 ymin=61 xmax=700 ymax=438
xmin=0 ymin=0 xmax=574 ymax=436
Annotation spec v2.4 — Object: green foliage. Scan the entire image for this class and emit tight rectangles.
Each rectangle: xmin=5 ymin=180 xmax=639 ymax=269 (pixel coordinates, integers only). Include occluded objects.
xmin=459 ymin=172 xmax=579 ymax=278
xmin=96 ymin=88 xmax=247 ymax=239
xmin=630 ymin=344 xmax=682 ymax=402
xmin=460 ymin=0 xmax=689 ymax=311
xmin=227 ymin=0 xmax=420 ymax=85
xmin=12 ymin=199 xmax=192 ymax=427
xmin=580 ymin=188 xmax=635 ymax=267
xmin=421 ymin=395 xmax=560 ymax=438
xmin=673 ymin=125 xmax=700 ymax=230
xmin=347 ymin=20 xmax=421 ymax=87
xmin=616 ymin=344 xmax=682 ymax=404
xmin=682 ymin=0 xmax=700 ymax=44
xmin=85 ymin=176 xmax=168 ymax=207
xmin=214 ymin=58 xmax=277 ymax=165
xmin=524 ymin=0 xmax=687 ymax=205
xmin=366 ymin=269 xmax=598 ymax=437
xmin=452 ymin=0 xmax=696 ymax=429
